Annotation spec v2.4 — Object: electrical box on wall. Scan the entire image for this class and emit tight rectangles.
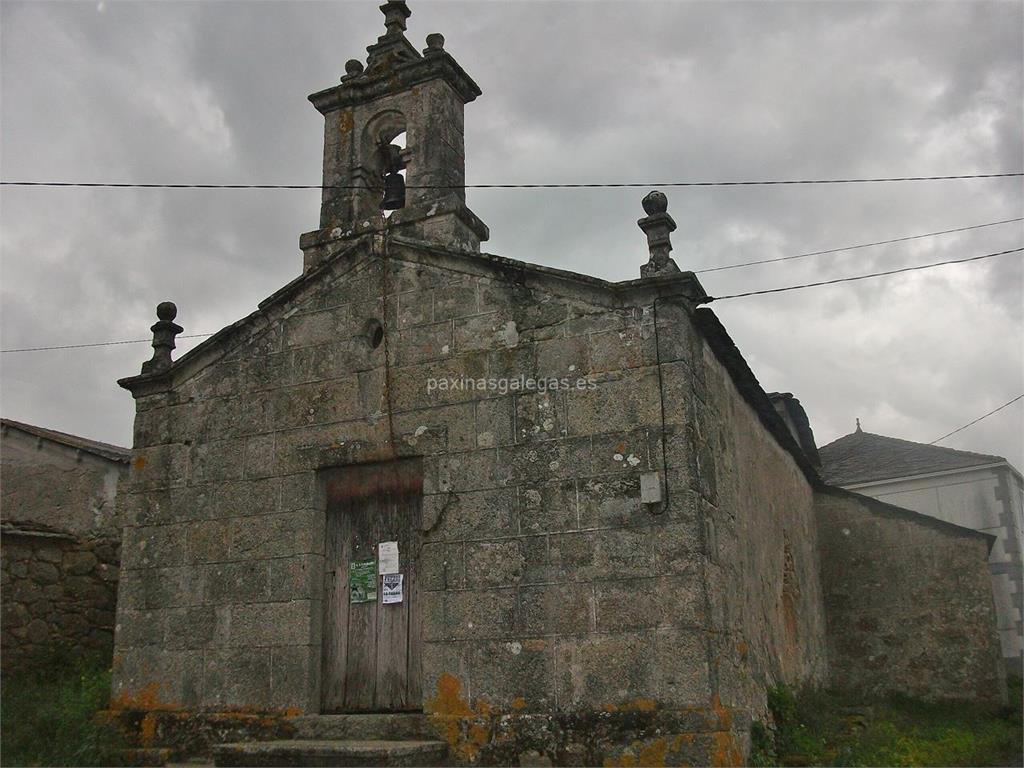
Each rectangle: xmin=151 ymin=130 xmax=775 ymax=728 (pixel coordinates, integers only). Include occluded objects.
xmin=640 ymin=471 xmax=663 ymax=505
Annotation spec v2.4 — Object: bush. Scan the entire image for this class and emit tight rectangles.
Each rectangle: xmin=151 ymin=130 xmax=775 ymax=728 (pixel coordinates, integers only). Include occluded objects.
xmin=1 ymin=651 xmax=124 ymax=767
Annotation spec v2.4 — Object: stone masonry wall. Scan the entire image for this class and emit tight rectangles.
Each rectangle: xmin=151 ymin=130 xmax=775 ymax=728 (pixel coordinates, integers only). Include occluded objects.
xmin=112 ymin=241 xmax=829 ymax=763
xmin=1 ymin=532 xmax=120 ymax=672
xmin=816 ymin=488 xmax=1005 ymax=703
xmin=658 ymin=304 xmax=829 ymax=720
xmin=114 ymin=245 xmax=713 ymax=717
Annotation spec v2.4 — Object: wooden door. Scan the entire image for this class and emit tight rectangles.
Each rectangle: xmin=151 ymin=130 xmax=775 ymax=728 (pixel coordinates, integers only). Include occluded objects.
xmin=321 ymin=459 xmax=423 ymax=712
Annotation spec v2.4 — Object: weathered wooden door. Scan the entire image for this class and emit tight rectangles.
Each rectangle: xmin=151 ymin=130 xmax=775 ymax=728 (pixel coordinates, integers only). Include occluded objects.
xmin=321 ymin=459 xmax=423 ymax=712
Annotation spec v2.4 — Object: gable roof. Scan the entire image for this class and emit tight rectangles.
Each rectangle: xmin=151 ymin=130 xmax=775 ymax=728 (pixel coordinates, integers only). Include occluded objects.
xmin=0 ymin=418 xmax=130 ymax=464
xmin=818 ymin=428 xmax=1005 ymax=486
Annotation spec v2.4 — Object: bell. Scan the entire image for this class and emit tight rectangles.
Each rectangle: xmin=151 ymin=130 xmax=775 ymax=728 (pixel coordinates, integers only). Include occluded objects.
xmin=382 ymin=171 xmax=406 ymax=210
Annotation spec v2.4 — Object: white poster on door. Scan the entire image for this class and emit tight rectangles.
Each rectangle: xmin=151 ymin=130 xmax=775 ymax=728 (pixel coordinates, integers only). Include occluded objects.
xmin=378 ymin=541 xmax=399 ymax=574
xmin=382 ymin=573 xmax=403 ymax=604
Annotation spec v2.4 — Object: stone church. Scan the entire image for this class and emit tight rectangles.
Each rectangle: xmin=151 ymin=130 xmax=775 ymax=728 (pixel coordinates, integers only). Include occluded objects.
xmin=110 ymin=3 xmax=1005 ymax=765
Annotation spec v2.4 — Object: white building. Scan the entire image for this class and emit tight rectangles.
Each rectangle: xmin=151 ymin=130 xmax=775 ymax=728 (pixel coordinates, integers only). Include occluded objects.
xmin=819 ymin=425 xmax=1024 ymax=676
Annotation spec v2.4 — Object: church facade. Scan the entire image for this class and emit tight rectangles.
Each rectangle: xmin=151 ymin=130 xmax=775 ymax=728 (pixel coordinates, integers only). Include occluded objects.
xmin=110 ymin=4 xmax=1005 ymax=765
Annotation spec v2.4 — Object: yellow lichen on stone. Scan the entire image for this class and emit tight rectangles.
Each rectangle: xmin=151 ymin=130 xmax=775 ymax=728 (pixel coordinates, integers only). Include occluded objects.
xmin=710 ymin=693 xmax=734 ymax=729
xmin=110 ymin=682 xmax=172 ymax=711
xmin=426 ymin=673 xmax=492 ymax=762
xmin=139 ymin=712 xmax=158 ymax=748
xmin=338 ymin=111 xmax=354 ymax=134
xmin=625 ymin=698 xmax=658 ymax=712
xmin=604 ymin=738 xmax=669 ymax=768
xmin=671 ymin=733 xmax=694 ymax=751
xmin=710 ymin=732 xmax=743 ymax=767
xmin=637 ymin=738 xmax=668 ymax=766
xmin=427 ymin=673 xmax=474 ymax=717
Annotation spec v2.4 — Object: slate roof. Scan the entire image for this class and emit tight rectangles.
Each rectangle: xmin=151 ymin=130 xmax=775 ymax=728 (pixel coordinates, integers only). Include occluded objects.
xmin=818 ymin=428 xmax=1005 ymax=486
xmin=0 ymin=418 xmax=130 ymax=464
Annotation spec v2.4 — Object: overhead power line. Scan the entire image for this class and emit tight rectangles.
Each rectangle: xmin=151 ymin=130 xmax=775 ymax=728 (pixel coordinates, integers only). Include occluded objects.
xmin=1 ymin=172 xmax=1022 ymax=190
xmin=1 ymin=334 xmax=214 ymax=353
xmin=3 ymin=246 xmax=1019 ymax=353
xmin=704 ymin=246 xmax=1022 ymax=301
xmin=930 ymin=395 xmax=1024 ymax=445
xmin=696 ymin=217 xmax=1024 ymax=274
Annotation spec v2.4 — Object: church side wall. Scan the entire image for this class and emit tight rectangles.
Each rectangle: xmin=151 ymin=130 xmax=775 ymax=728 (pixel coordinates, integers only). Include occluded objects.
xmin=816 ymin=489 xmax=1005 ymax=703
xmin=659 ymin=305 xmax=829 ymax=723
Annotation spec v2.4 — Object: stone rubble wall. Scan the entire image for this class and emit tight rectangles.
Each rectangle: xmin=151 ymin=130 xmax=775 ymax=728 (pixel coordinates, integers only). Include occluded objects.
xmin=815 ymin=488 xmax=1005 ymax=703
xmin=1 ymin=532 xmax=120 ymax=672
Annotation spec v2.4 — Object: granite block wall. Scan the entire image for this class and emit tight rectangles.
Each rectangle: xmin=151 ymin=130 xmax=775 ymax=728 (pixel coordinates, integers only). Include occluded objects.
xmin=112 ymin=241 xmax=832 ymax=765
xmin=114 ymin=246 xmax=716 ymax=716
xmin=658 ymin=304 xmax=829 ymax=719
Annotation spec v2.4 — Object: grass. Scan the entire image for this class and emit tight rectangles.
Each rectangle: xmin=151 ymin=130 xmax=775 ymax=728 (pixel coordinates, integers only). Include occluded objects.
xmin=751 ymin=678 xmax=1023 ymax=767
xmin=1 ymin=651 xmax=125 ymax=767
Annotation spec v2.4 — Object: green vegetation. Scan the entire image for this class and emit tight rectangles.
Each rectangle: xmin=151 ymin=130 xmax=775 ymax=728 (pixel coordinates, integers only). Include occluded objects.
xmin=1 ymin=652 xmax=124 ymax=767
xmin=751 ymin=679 xmax=1023 ymax=767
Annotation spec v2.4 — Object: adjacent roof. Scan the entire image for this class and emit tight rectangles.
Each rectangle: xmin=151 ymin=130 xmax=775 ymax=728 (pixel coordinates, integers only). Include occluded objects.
xmin=0 ymin=518 xmax=76 ymax=540
xmin=0 ymin=418 xmax=130 ymax=464
xmin=818 ymin=428 xmax=1005 ymax=486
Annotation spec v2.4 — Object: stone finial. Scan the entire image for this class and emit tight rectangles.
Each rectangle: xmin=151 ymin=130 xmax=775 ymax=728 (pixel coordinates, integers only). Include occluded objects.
xmin=342 ymin=59 xmax=365 ymax=82
xmin=423 ymin=33 xmax=445 ymax=55
xmin=855 ymin=418 xmax=862 ymax=433
xmin=380 ymin=0 xmax=411 ymax=38
xmin=638 ymin=190 xmax=681 ymax=278
xmin=140 ymin=301 xmax=183 ymax=375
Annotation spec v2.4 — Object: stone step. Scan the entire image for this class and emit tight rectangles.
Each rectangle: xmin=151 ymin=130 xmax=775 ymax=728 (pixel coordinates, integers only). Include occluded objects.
xmin=212 ymin=739 xmax=448 ymax=767
xmin=287 ymin=713 xmax=433 ymax=740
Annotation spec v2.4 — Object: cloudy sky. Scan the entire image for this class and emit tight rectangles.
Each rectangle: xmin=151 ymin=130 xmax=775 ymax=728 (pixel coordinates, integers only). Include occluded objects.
xmin=2 ymin=0 xmax=1022 ymax=470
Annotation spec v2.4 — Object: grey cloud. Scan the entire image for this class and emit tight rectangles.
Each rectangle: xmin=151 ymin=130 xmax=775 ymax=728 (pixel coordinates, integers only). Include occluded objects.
xmin=1 ymin=0 xmax=1020 ymax=468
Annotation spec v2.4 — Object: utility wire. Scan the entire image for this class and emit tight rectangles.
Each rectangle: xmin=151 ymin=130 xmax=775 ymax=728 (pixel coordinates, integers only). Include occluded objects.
xmin=0 ymin=334 xmax=214 ymax=353
xmin=2 ymin=172 xmax=1022 ymax=190
xmin=3 ymin=246 xmax=1020 ymax=352
xmin=696 ymin=217 xmax=1024 ymax=274
xmin=704 ymin=246 xmax=1022 ymax=302
xmin=929 ymin=395 xmax=1024 ymax=445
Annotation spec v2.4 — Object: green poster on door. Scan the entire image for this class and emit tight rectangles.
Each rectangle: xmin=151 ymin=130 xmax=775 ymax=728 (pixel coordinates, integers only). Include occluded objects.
xmin=350 ymin=560 xmax=377 ymax=603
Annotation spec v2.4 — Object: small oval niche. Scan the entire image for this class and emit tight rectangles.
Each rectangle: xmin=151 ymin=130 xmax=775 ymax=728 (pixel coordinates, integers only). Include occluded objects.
xmin=364 ymin=318 xmax=385 ymax=349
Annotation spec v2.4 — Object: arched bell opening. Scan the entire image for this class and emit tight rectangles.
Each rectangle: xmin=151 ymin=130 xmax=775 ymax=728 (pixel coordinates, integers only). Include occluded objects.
xmin=355 ymin=110 xmax=409 ymax=217
xmin=381 ymin=131 xmax=407 ymax=216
